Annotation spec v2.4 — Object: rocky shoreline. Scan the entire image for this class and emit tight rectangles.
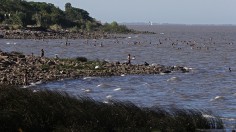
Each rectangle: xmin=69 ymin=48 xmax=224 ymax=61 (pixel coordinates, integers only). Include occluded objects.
xmin=0 ymin=50 xmax=190 ymax=86
xmin=0 ymin=29 xmax=154 ymax=40
xmin=0 ymin=29 xmax=117 ymax=39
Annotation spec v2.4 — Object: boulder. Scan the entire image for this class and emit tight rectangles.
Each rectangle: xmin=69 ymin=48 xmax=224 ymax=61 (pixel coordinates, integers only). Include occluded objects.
xmin=1 ymin=60 xmax=16 ymax=67
xmin=18 ymin=54 xmax=26 ymax=58
xmin=47 ymin=60 xmax=56 ymax=66
xmin=0 ymin=34 xmax=4 ymax=38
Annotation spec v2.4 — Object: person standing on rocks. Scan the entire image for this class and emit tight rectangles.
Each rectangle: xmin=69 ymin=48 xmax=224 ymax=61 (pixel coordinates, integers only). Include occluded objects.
xmin=127 ymin=54 xmax=131 ymax=64
xmin=41 ymin=49 xmax=44 ymax=57
xmin=23 ymin=71 xmax=28 ymax=85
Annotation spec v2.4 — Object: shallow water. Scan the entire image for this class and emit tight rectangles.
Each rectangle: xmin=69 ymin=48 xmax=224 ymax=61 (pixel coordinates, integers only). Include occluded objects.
xmin=1 ymin=25 xmax=236 ymax=130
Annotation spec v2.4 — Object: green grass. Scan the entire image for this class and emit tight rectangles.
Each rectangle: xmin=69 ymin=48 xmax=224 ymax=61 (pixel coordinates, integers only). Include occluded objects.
xmin=55 ymin=57 xmax=106 ymax=70
xmin=0 ymin=85 xmax=224 ymax=132
xmin=41 ymin=64 xmax=50 ymax=71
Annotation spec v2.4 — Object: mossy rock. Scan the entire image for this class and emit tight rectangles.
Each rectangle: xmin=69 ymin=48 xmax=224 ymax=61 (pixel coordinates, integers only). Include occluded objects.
xmin=76 ymin=57 xmax=88 ymax=62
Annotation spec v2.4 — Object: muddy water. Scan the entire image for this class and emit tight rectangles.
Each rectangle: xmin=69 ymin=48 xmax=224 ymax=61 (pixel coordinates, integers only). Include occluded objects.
xmin=1 ymin=25 xmax=236 ymax=130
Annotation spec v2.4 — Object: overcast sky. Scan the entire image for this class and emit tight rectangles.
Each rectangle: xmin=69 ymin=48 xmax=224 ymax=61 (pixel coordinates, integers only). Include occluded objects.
xmin=30 ymin=0 xmax=236 ymax=25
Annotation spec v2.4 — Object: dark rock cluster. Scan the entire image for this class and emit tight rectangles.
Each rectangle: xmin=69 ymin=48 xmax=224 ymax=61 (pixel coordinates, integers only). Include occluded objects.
xmin=0 ymin=50 xmax=190 ymax=85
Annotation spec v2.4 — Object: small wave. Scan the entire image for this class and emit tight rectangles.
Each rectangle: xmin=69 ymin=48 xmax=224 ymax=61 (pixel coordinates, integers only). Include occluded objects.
xmin=202 ymin=114 xmax=216 ymax=119
xmin=83 ymin=77 xmax=92 ymax=80
xmin=5 ymin=42 xmax=17 ymax=45
xmin=160 ymin=72 xmax=166 ymax=75
xmin=82 ymin=88 xmax=92 ymax=93
xmin=30 ymin=80 xmax=43 ymax=86
xmin=142 ymin=82 xmax=151 ymax=87
xmin=214 ymin=96 xmax=225 ymax=100
xmin=83 ymin=77 xmax=96 ymax=80
xmin=106 ymin=95 xmax=112 ymax=99
xmin=167 ymin=76 xmax=181 ymax=82
xmin=210 ymin=96 xmax=225 ymax=101
xmin=121 ymin=74 xmax=126 ymax=76
xmin=113 ymin=88 xmax=122 ymax=91
xmin=97 ymin=83 xmax=112 ymax=88
xmin=184 ymin=66 xmax=193 ymax=71
xmin=221 ymin=117 xmax=236 ymax=121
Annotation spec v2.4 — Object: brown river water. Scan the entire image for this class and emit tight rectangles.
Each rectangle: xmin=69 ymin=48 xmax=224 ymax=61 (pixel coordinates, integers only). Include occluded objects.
xmin=1 ymin=25 xmax=236 ymax=130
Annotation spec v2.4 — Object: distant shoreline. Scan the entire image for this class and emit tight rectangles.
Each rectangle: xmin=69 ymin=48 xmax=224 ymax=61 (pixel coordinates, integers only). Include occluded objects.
xmin=0 ymin=29 xmax=116 ymax=39
xmin=0 ymin=28 xmax=154 ymax=39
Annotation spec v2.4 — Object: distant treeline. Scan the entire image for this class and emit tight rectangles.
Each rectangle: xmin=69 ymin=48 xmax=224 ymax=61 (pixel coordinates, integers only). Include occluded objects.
xmin=0 ymin=0 xmax=131 ymax=33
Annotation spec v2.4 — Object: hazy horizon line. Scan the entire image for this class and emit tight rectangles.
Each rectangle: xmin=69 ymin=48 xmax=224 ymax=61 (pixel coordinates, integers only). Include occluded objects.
xmin=119 ymin=22 xmax=236 ymax=26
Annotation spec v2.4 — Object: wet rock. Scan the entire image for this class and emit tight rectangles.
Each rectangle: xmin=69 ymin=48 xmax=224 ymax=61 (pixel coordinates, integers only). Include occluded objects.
xmin=47 ymin=60 xmax=56 ymax=66
xmin=0 ymin=66 xmax=5 ymax=70
xmin=162 ymin=70 xmax=171 ymax=74
xmin=1 ymin=77 xmax=7 ymax=82
xmin=12 ymin=57 xmax=17 ymax=62
xmin=17 ymin=54 xmax=26 ymax=58
xmin=1 ymin=60 xmax=15 ymax=67
xmin=18 ymin=58 xmax=26 ymax=62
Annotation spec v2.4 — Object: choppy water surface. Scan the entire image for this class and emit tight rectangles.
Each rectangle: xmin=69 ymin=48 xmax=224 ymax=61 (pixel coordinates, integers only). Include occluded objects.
xmin=1 ymin=25 xmax=236 ymax=129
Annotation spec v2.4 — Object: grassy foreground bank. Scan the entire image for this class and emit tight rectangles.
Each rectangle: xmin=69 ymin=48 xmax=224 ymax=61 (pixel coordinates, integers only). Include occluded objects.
xmin=0 ymin=85 xmax=224 ymax=131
